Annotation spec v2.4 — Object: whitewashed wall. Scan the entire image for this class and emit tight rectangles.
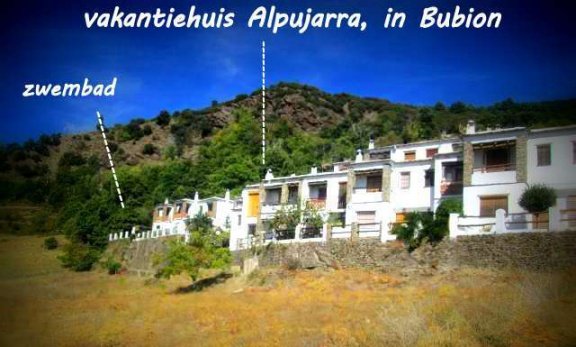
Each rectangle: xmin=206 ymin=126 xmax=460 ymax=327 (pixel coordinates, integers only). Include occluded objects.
xmin=527 ymin=131 xmax=576 ymax=190
xmin=390 ymin=162 xmax=433 ymax=211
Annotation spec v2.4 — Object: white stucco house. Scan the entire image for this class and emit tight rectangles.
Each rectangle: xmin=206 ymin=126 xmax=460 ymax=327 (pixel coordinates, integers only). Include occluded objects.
xmin=107 ymin=121 xmax=575 ymax=246
xmin=230 ymin=122 xmax=576 ymax=250
xmin=150 ymin=191 xmax=234 ymax=239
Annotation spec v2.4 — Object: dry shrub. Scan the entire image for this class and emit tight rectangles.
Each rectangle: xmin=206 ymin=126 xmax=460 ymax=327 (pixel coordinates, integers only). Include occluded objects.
xmin=378 ymin=303 xmax=427 ymax=346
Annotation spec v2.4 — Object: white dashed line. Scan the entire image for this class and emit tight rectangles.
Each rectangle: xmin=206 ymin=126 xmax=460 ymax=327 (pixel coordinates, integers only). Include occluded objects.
xmin=96 ymin=111 xmax=125 ymax=208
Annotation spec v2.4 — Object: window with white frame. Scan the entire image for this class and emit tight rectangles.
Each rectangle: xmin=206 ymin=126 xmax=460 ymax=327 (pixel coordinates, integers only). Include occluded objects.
xmin=537 ymin=144 xmax=551 ymax=166
xmin=400 ymin=172 xmax=410 ymax=189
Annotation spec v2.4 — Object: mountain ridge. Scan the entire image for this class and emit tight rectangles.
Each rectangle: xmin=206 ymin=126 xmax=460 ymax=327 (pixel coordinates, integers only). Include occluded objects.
xmin=1 ymin=82 xmax=576 ymax=181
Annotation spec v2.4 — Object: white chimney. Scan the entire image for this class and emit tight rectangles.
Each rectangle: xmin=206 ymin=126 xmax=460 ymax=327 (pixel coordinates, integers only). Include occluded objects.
xmin=466 ymin=120 xmax=476 ymax=135
xmin=333 ymin=165 xmax=340 ymax=173
xmin=265 ymin=168 xmax=274 ymax=180
xmin=224 ymin=189 xmax=230 ymax=201
xmin=368 ymin=138 xmax=375 ymax=150
xmin=194 ymin=191 xmax=199 ymax=202
xmin=164 ymin=198 xmax=169 ymax=205
xmin=355 ymin=149 xmax=363 ymax=163
xmin=310 ymin=166 xmax=318 ymax=175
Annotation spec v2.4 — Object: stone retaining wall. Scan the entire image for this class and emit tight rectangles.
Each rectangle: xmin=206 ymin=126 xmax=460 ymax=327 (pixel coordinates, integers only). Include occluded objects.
xmin=110 ymin=231 xmax=576 ymax=276
xmin=245 ymin=231 xmax=576 ymax=273
xmin=455 ymin=231 xmax=576 ymax=269
xmin=105 ymin=236 xmax=180 ymax=276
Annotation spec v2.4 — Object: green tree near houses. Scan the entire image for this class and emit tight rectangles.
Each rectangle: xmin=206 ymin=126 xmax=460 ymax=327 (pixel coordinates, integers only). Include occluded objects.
xmin=392 ymin=199 xmax=462 ymax=251
xmin=156 ymin=213 xmax=231 ymax=282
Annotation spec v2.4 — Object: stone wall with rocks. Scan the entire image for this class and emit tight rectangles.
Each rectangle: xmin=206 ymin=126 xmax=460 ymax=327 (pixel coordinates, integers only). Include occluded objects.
xmin=108 ymin=231 xmax=576 ymax=277
xmin=253 ymin=239 xmax=456 ymax=276
xmin=247 ymin=231 xmax=576 ymax=273
xmin=455 ymin=231 xmax=576 ymax=270
xmin=105 ymin=236 xmax=180 ymax=276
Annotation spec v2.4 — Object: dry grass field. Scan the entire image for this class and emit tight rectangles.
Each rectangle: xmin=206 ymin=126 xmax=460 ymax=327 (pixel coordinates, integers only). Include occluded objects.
xmin=1 ymin=235 xmax=575 ymax=346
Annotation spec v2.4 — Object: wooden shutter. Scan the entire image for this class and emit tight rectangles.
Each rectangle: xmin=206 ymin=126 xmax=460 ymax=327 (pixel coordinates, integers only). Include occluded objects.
xmin=404 ymin=151 xmax=416 ymax=161
xmin=248 ymin=192 xmax=260 ymax=217
xmin=366 ymin=175 xmax=382 ymax=192
xmin=357 ymin=211 xmax=376 ymax=224
xmin=426 ymin=148 xmax=438 ymax=158
xmin=479 ymin=196 xmax=507 ymax=217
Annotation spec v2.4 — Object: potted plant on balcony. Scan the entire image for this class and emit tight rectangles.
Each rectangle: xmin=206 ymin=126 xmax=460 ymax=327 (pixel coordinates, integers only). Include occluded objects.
xmin=518 ymin=184 xmax=556 ymax=230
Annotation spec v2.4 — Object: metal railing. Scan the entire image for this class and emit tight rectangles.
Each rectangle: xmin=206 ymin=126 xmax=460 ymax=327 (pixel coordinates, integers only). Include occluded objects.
xmin=276 ymin=229 xmax=296 ymax=240
xmin=440 ymin=180 xmax=463 ymax=195
xmin=301 ymin=226 xmax=322 ymax=239
xmin=505 ymin=212 xmax=549 ymax=230
xmin=358 ymin=222 xmax=381 ymax=237
xmin=560 ymin=208 xmax=576 ymax=224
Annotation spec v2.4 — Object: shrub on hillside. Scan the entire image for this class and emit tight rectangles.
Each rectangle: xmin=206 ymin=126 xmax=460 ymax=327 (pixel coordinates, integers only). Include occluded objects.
xmin=107 ymin=141 xmax=119 ymax=153
xmin=163 ymin=145 xmax=177 ymax=160
xmin=58 ymin=152 xmax=86 ymax=167
xmin=103 ymin=257 xmax=122 ymax=275
xmin=15 ymin=164 xmax=48 ymax=178
xmin=43 ymin=236 xmax=58 ymax=250
xmin=142 ymin=144 xmax=157 ymax=155
xmin=58 ymin=243 xmax=101 ymax=271
xmin=519 ymin=184 xmax=557 ymax=213
xmin=156 ymin=110 xmax=171 ymax=127
xmin=142 ymin=124 xmax=153 ymax=136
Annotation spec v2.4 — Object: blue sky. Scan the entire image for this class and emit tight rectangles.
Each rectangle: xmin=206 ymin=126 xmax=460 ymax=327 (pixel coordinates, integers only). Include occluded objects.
xmin=1 ymin=0 xmax=575 ymax=143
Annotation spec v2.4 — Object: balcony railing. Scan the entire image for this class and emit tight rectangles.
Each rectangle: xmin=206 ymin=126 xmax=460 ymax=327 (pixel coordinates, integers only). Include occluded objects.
xmin=353 ymin=186 xmax=382 ymax=193
xmin=263 ymin=200 xmax=281 ymax=206
xmin=561 ymin=208 xmax=576 ymax=227
xmin=440 ymin=180 xmax=463 ymax=195
xmin=473 ymin=163 xmax=516 ymax=173
xmin=276 ymin=229 xmax=296 ymax=240
xmin=358 ymin=222 xmax=381 ymax=238
xmin=301 ymin=226 xmax=322 ymax=239
xmin=307 ymin=198 xmax=326 ymax=209
xmin=153 ymin=215 xmax=170 ymax=222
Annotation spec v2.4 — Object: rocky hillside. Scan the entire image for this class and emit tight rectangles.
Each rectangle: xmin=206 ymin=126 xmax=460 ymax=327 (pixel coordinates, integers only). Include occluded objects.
xmin=1 ymin=82 xmax=576 ymax=182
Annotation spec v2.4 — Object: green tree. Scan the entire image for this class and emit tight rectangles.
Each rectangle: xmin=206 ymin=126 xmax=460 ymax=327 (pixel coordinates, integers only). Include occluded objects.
xmin=519 ymin=184 xmax=557 ymax=213
xmin=156 ymin=213 xmax=231 ymax=282
xmin=392 ymin=212 xmax=433 ymax=251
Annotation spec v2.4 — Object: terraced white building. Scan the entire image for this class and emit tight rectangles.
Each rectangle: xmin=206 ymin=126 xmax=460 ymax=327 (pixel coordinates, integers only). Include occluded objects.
xmin=230 ymin=122 xmax=576 ymax=250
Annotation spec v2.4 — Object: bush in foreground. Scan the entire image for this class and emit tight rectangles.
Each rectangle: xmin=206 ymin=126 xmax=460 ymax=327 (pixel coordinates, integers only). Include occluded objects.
xmin=103 ymin=257 xmax=122 ymax=275
xmin=392 ymin=199 xmax=463 ymax=251
xmin=58 ymin=243 xmax=101 ymax=271
xmin=156 ymin=213 xmax=231 ymax=282
xmin=43 ymin=236 xmax=58 ymax=250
